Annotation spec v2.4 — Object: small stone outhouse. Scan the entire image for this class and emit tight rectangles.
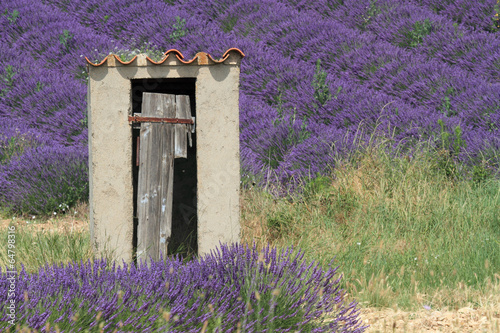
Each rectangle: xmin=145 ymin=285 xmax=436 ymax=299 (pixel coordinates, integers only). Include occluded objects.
xmin=86 ymin=49 xmax=244 ymax=262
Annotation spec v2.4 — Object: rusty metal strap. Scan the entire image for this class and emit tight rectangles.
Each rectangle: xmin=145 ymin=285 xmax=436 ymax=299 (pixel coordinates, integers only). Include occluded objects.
xmin=128 ymin=116 xmax=194 ymax=124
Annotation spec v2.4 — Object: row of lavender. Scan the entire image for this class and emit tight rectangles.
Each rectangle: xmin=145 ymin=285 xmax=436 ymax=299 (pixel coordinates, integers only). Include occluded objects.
xmin=1 ymin=0 xmax=499 ymax=212
xmin=0 ymin=244 xmax=366 ymax=332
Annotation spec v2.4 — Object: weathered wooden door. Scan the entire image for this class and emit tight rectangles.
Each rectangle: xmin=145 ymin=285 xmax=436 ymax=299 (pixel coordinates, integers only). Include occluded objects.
xmin=136 ymin=92 xmax=192 ymax=262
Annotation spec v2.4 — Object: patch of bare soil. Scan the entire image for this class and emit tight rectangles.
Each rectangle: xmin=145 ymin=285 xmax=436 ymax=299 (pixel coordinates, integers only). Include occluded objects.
xmin=0 ymin=204 xmax=89 ymax=232
xmin=361 ymin=306 xmax=500 ymax=332
xmin=0 ymin=203 xmax=90 ymax=233
xmin=0 ymin=217 xmax=89 ymax=233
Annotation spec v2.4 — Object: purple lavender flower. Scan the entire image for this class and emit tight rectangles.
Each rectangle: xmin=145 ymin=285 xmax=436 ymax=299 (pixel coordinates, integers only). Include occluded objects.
xmin=0 ymin=0 xmax=498 ymax=206
xmin=0 ymin=244 xmax=367 ymax=332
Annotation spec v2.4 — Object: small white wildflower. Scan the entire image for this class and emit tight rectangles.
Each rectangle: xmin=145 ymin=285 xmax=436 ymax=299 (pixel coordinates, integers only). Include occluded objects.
xmin=32 ymin=216 xmax=35 ymax=220
xmin=53 ymin=212 xmax=57 ymax=216
xmin=414 ymin=257 xmax=417 ymax=260
xmin=357 ymin=242 xmax=361 ymax=246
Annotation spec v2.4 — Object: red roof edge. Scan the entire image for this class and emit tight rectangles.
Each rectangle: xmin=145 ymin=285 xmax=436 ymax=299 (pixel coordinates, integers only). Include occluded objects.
xmin=86 ymin=48 xmax=244 ymax=67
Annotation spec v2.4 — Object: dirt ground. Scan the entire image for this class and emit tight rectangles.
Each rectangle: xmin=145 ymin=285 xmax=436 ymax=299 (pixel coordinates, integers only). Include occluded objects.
xmin=0 ymin=203 xmax=89 ymax=233
xmin=2 ymin=215 xmax=499 ymax=332
xmin=361 ymin=306 xmax=500 ymax=332
xmin=1 ymin=217 xmax=88 ymax=233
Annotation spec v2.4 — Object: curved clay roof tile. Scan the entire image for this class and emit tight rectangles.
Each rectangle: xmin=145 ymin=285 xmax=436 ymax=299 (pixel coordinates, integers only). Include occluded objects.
xmin=86 ymin=48 xmax=244 ymax=67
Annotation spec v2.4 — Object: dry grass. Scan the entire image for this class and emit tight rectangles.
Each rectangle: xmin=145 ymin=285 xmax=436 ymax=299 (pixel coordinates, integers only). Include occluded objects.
xmin=240 ymin=142 xmax=500 ymax=320
xmin=0 ymin=202 xmax=91 ymax=272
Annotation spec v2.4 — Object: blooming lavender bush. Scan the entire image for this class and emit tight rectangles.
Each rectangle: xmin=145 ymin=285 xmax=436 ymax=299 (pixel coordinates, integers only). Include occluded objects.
xmin=0 ymin=0 xmax=499 ymax=205
xmin=0 ymin=243 xmax=366 ymax=332
xmin=0 ymin=143 xmax=88 ymax=215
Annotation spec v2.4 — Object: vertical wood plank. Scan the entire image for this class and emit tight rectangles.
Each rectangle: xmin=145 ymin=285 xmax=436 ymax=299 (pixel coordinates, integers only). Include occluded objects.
xmin=158 ymin=95 xmax=175 ymax=260
xmin=137 ymin=92 xmax=175 ymax=262
xmin=174 ymin=95 xmax=192 ymax=158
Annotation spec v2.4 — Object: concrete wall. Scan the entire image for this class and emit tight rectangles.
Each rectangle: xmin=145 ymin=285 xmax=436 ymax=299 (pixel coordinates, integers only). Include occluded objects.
xmin=88 ymin=52 xmax=242 ymax=262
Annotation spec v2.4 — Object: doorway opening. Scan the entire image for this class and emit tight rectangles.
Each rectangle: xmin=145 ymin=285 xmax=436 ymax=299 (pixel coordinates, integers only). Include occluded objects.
xmin=131 ymin=78 xmax=197 ymax=261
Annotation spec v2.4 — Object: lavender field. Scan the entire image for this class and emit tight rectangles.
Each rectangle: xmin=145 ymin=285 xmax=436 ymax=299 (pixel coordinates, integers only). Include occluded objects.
xmin=0 ymin=0 xmax=499 ymax=213
xmin=0 ymin=0 xmax=499 ymax=331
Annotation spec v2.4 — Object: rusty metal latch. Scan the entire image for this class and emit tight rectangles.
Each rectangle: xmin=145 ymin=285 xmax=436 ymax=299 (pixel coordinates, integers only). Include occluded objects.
xmin=128 ymin=116 xmax=194 ymax=124
xmin=133 ymin=115 xmax=195 ymax=166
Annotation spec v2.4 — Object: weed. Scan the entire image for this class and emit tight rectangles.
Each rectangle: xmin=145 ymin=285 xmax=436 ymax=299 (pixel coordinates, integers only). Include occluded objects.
xmin=110 ymin=43 xmax=166 ymax=63
xmin=398 ymin=19 xmax=433 ymax=48
xmin=2 ymin=9 xmax=19 ymax=24
xmin=58 ymin=29 xmax=73 ymax=52
xmin=494 ymin=0 xmax=500 ymax=30
xmin=221 ymin=14 xmax=238 ymax=33
xmin=0 ymin=65 xmax=15 ymax=97
xmin=434 ymin=119 xmax=467 ymax=179
xmin=169 ymin=16 xmax=186 ymax=42
xmin=312 ymin=59 xmax=332 ymax=112
xmin=0 ymin=133 xmax=38 ymax=165
xmin=440 ymin=87 xmax=456 ymax=117
xmin=472 ymin=162 xmax=494 ymax=183
xmin=361 ymin=0 xmax=380 ymax=30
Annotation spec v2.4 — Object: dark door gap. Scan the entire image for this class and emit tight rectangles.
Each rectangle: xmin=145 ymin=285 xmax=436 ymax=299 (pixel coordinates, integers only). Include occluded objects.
xmin=131 ymin=78 xmax=197 ymax=263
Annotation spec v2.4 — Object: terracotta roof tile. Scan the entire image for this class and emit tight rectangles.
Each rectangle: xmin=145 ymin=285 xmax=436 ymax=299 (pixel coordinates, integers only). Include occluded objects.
xmin=86 ymin=48 xmax=244 ymax=67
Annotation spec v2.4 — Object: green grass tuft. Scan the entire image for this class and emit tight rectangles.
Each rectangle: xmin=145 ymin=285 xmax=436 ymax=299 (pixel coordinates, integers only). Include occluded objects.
xmin=241 ymin=139 xmax=500 ymax=310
